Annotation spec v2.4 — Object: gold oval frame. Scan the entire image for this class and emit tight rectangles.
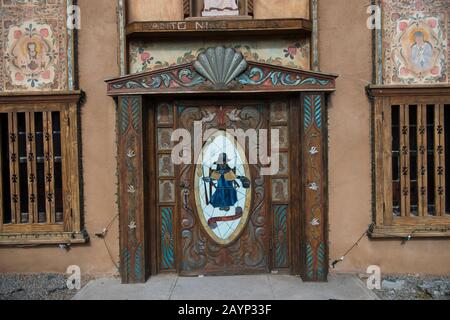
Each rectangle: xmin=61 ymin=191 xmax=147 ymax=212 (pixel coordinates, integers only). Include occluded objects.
xmin=194 ymin=130 xmax=252 ymax=246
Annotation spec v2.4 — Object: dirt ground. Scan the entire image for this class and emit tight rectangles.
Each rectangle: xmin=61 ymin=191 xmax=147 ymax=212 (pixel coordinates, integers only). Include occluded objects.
xmin=0 ymin=273 xmax=97 ymax=300
xmin=1 ymin=273 xmax=449 ymax=300
xmin=373 ymin=275 xmax=450 ymax=300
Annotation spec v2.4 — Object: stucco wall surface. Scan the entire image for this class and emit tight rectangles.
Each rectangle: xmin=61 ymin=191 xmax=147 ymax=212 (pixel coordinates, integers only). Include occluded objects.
xmin=1 ymin=0 xmax=449 ymax=277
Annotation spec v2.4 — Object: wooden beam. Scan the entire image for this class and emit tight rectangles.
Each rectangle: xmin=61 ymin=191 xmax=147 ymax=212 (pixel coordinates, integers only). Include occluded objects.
xmin=435 ymin=104 xmax=446 ymax=216
xmin=61 ymin=108 xmax=72 ymax=231
xmin=126 ymin=18 xmax=312 ymax=39
xmin=399 ymin=105 xmax=410 ymax=217
xmin=417 ymin=104 xmax=428 ymax=217
xmin=0 ymin=116 xmax=3 ymax=230
xmin=301 ymin=93 xmax=327 ymax=282
xmin=117 ymin=96 xmax=148 ymax=283
xmin=43 ymin=112 xmax=56 ymax=223
xmin=382 ymin=99 xmax=393 ymax=225
xmin=370 ymin=225 xmax=450 ymax=238
xmin=0 ymin=91 xmax=81 ymax=104
xmin=25 ymin=112 xmax=38 ymax=223
xmin=310 ymin=0 xmax=319 ymax=71
xmin=0 ymin=231 xmax=87 ymax=245
xmin=68 ymin=104 xmax=81 ymax=232
xmin=368 ymin=84 xmax=450 ymax=98
xmin=374 ymin=97 xmax=384 ymax=225
xmin=8 ymin=113 xmax=20 ymax=224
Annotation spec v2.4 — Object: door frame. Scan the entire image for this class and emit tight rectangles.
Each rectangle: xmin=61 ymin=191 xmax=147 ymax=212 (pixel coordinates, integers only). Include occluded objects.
xmin=107 ymin=52 xmax=336 ymax=283
xmin=166 ymin=98 xmax=280 ymax=276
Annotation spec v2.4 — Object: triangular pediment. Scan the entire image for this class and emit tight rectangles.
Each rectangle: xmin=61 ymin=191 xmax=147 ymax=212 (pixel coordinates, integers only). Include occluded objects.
xmin=106 ymin=46 xmax=337 ymax=96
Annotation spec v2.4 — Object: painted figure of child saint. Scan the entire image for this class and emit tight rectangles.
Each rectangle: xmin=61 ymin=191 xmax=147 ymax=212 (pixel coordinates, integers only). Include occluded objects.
xmin=203 ymin=153 xmax=239 ymax=211
xmin=410 ymin=31 xmax=434 ymax=72
xmin=202 ymin=0 xmax=239 ymax=17
xmin=26 ymin=42 xmax=40 ymax=71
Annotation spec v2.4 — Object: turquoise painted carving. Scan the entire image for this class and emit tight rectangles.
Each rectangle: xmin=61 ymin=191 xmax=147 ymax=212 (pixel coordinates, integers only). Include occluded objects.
xmin=274 ymin=205 xmax=288 ymax=268
xmin=314 ymin=96 xmax=322 ymax=129
xmin=317 ymin=242 xmax=326 ymax=280
xmin=161 ymin=207 xmax=175 ymax=270
xmin=238 ymin=67 xmax=330 ymax=87
xmin=306 ymin=243 xmax=314 ymax=280
xmin=134 ymin=244 xmax=143 ymax=281
xmin=120 ymin=97 xmax=130 ymax=134
xmin=112 ymin=68 xmax=205 ymax=90
xmin=304 ymin=96 xmax=313 ymax=129
xmin=123 ymin=248 xmax=131 ymax=277
xmin=304 ymin=95 xmax=322 ymax=130
xmin=305 ymin=242 xmax=327 ymax=281
xmin=111 ymin=47 xmax=331 ymax=91
xmin=119 ymin=96 xmax=141 ymax=134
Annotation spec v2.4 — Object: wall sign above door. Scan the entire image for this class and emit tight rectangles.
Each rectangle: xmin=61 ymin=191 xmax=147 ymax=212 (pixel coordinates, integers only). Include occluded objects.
xmin=126 ymin=19 xmax=312 ymax=38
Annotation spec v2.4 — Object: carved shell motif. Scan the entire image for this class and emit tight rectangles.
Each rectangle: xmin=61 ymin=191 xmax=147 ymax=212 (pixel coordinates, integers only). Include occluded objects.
xmin=193 ymin=46 xmax=248 ymax=89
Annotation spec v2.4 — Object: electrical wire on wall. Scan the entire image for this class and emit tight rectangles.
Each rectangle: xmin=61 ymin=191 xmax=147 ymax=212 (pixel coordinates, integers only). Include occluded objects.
xmin=330 ymin=223 xmax=442 ymax=268
xmin=331 ymin=225 xmax=371 ymax=269
xmin=95 ymin=214 xmax=119 ymax=271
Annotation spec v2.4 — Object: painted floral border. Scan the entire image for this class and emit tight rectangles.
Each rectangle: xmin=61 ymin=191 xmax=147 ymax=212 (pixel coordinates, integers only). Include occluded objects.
xmin=0 ymin=0 xmax=68 ymax=92
xmin=382 ymin=0 xmax=449 ymax=84
xmin=129 ymin=40 xmax=310 ymax=74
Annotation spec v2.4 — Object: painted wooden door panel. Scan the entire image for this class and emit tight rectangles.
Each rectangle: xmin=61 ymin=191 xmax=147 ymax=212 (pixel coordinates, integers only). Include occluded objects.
xmin=176 ymin=101 xmax=271 ymax=275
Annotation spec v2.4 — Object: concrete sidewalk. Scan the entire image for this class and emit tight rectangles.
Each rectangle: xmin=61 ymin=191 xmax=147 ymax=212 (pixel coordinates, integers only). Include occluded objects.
xmin=73 ymin=274 xmax=379 ymax=300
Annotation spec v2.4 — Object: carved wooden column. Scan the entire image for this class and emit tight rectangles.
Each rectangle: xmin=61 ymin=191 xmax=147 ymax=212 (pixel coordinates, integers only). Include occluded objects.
xmin=301 ymin=93 xmax=328 ymax=281
xmin=117 ymin=95 xmax=148 ymax=283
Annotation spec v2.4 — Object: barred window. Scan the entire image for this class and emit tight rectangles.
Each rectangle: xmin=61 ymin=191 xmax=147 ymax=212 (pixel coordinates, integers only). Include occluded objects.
xmin=370 ymin=86 xmax=450 ymax=238
xmin=0 ymin=95 xmax=86 ymax=245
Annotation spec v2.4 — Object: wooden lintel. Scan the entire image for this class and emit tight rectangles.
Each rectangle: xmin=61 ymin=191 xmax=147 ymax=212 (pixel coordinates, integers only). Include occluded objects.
xmin=126 ymin=18 xmax=312 ymax=39
xmin=368 ymin=84 xmax=450 ymax=97
xmin=0 ymin=91 xmax=82 ymax=104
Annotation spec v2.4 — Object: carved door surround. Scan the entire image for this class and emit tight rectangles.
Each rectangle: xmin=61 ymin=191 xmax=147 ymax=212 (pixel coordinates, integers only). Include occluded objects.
xmin=106 ymin=46 xmax=337 ymax=283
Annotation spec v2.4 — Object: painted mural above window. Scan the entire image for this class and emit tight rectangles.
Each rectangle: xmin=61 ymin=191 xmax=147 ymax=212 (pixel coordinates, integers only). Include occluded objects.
xmin=129 ymin=39 xmax=310 ymax=74
xmin=5 ymin=21 xmax=59 ymax=89
xmin=382 ymin=0 xmax=449 ymax=84
xmin=0 ymin=0 xmax=70 ymax=91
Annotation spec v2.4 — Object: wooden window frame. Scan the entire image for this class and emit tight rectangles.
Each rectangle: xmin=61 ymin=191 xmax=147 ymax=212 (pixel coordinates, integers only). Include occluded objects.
xmin=183 ymin=0 xmax=254 ymax=19
xmin=0 ymin=92 xmax=87 ymax=245
xmin=369 ymin=85 xmax=450 ymax=238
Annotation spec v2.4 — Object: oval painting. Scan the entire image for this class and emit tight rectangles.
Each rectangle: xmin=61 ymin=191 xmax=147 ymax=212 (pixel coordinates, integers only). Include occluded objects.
xmin=194 ymin=130 xmax=252 ymax=245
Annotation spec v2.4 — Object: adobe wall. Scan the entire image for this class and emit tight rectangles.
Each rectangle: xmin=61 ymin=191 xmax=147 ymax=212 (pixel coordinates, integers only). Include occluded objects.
xmin=321 ymin=0 xmax=450 ymax=275
xmin=0 ymin=0 xmax=120 ymax=275
xmin=1 ymin=0 xmax=449 ymax=277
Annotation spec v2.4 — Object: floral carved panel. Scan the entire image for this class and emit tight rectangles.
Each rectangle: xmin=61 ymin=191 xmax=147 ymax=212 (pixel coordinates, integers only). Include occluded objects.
xmin=0 ymin=0 xmax=69 ymax=91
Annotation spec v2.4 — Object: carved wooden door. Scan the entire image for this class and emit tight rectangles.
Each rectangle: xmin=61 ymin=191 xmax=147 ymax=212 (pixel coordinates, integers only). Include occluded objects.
xmin=176 ymin=100 xmax=271 ymax=275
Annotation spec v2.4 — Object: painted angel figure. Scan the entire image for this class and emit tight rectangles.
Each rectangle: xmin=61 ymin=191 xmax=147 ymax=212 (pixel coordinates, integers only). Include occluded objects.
xmin=202 ymin=0 xmax=239 ymax=17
